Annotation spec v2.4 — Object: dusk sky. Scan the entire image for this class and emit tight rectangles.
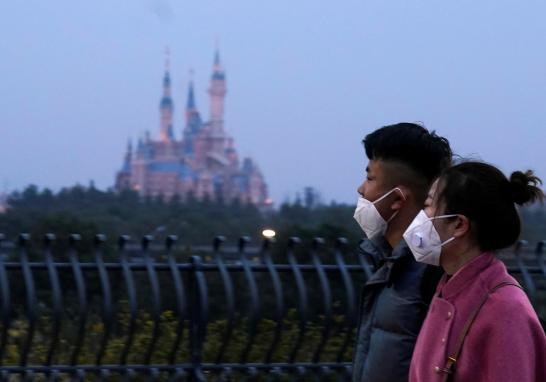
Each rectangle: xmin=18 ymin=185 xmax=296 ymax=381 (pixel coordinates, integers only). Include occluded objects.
xmin=1 ymin=1 xmax=545 ymax=204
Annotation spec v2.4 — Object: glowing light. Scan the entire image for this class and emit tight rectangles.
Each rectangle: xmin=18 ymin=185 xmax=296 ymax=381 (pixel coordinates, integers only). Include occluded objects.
xmin=262 ymin=229 xmax=276 ymax=238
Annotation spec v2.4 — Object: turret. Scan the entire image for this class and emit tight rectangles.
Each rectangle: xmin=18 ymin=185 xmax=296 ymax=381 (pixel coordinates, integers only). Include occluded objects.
xmin=183 ymin=71 xmax=203 ymax=154
xmin=208 ymin=48 xmax=226 ymax=131
xmin=122 ymin=138 xmax=133 ymax=172
xmin=185 ymin=71 xmax=198 ymax=125
xmin=159 ymin=49 xmax=174 ymax=142
xmin=115 ymin=138 xmax=133 ymax=191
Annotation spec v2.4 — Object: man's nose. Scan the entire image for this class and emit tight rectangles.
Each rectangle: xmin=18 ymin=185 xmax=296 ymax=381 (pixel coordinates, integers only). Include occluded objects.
xmin=357 ymin=182 xmax=365 ymax=197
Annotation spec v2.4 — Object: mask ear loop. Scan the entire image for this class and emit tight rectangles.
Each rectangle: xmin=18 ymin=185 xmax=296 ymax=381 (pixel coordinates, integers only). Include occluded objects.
xmin=440 ymin=237 xmax=456 ymax=247
xmin=372 ymin=187 xmax=407 ymax=205
xmin=377 ymin=187 xmax=407 ymax=223
xmin=430 ymin=214 xmax=460 ymax=246
xmin=430 ymin=214 xmax=459 ymax=220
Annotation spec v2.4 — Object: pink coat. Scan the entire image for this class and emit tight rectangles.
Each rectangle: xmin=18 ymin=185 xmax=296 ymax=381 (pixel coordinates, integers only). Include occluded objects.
xmin=410 ymin=252 xmax=546 ymax=382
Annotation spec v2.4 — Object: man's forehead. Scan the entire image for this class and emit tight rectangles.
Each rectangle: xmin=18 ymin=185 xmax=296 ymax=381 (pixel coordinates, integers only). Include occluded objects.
xmin=367 ymin=159 xmax=382 ymax=172
xmin=367 ymin=159 xmax=417 ymax=186
xmin=367 ymin=159 xmax=396 ymax=174
xmin=370 ymin=158 xmax=411 ymax=173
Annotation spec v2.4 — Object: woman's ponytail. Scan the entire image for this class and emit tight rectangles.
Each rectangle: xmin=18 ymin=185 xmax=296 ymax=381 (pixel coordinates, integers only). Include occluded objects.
xmin=509 ymin=170 xmax=545 ymax=206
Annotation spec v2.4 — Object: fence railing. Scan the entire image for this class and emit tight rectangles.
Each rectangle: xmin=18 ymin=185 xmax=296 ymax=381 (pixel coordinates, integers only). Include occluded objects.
xmin=0 ymin=233 xmax=544 ymax=381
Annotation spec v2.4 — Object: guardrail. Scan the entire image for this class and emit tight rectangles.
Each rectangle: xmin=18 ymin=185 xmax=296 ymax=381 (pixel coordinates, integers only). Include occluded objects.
xmin=0 ymin=233 xmax=543 ymax=381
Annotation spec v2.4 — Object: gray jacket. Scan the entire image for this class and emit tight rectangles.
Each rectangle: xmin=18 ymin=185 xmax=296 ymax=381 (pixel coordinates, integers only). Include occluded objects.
xmin=352 ymin=236 xmax=442 ymax=382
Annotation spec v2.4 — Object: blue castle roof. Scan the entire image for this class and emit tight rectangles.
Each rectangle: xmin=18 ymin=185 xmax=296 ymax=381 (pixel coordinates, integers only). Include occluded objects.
xmin=121 ymin=161 xmax=131 ymax=173
xmin=212 ymin=72 xmax=225 ymax=81
xmin=160 ymin=97 xmax=173 ymax=108
xmin=232 ymin=174 xmax=249 ymax=193
xmin=148 ymin=161 xmax=195 ymax=180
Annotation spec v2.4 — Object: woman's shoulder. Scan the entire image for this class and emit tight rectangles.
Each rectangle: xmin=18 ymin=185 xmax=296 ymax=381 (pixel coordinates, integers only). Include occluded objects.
xmin=488 ymin=282 xmax=531 ymax=311
xmin=478 ymin=279 xmax=541 ymax=333
xmin=474 ymin=259 xmax=538 ymax=319
xmin=478 ymin=257 xmax=519 ymax=290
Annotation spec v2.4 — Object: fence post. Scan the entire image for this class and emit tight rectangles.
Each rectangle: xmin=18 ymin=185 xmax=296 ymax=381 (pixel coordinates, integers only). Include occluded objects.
xmin=188 ymin=255 xmax=208 ymax=382
xmin=515 ymin=240 xmax=536 ymax=301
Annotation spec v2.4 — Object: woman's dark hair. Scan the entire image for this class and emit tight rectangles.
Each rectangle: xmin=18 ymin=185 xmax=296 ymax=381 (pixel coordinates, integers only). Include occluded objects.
xmin=437 ymin=161 xmax=545 ymax=251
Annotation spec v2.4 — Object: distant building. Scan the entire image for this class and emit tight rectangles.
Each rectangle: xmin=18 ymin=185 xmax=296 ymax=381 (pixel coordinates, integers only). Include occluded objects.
xmin=0 ymin=193 xmax=6 ymax=213
xmin=115 ymin=50 xmax=269 ymax=205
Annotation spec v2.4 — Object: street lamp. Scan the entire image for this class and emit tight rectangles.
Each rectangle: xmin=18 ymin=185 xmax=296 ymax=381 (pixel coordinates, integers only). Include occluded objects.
xmin=262 ymin=229 xmax=276 ymax=238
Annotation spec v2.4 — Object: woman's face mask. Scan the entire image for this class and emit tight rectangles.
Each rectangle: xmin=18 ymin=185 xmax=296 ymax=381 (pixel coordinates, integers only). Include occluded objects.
xmin=403 ymin=210 xmax=458 ymax=266
xmin=353 ymin=187 xmax=405 ymax=240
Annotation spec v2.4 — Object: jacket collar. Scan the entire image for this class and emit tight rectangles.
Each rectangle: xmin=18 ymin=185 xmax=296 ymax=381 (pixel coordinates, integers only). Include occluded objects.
xmin=359 ymin=235 xmax=391 ymax=262
xmin=437 ymin=252 xmax=495 ymax=300
xmin=360 ymin=236 xmax=411 ymax=285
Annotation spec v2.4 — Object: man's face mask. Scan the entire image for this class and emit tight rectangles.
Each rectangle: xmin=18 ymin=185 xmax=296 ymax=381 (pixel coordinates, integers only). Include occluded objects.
xmin=403 ymin=210 xmax=458 ymax=266
xmin=353 ymin=187 xmax=405 ymax=240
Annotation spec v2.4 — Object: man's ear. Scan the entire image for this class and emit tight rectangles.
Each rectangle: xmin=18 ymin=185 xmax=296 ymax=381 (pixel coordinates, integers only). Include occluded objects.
xmin=390 ymin=186 xmax=408 ymax=211
xmin=452 ymin=215 xmax=471 ymax=238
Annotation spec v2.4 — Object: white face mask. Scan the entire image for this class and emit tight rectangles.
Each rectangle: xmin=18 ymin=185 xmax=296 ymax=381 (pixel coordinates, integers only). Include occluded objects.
xmin=403 ymin=210 xmax=458 ymax=266
xmin=354 ymin=188 xmax=405 ymax=240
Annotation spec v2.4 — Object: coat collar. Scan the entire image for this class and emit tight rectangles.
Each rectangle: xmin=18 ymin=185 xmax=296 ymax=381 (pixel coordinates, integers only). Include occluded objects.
xmin=360 ymin=236 xmax=411 ymax=285
xmin=437 ymin=252 xmax=495 ymax=300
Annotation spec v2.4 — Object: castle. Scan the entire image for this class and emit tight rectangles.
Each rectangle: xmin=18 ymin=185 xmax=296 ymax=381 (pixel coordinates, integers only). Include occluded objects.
xmin=115 ymin=50 xmax=269 ymax=205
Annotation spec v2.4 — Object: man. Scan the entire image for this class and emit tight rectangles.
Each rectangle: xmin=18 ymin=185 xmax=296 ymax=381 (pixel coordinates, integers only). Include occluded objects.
xmin=352 ymin=123 xmax=452 ymax=382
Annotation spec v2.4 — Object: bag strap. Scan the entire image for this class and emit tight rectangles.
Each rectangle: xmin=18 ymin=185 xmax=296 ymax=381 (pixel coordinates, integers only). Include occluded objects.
xmin=440 ymin=281 xmax=522 ymax=382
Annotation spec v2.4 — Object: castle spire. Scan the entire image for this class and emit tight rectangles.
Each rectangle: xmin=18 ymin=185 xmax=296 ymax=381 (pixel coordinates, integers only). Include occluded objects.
xmin=214 ymin=47 xmax=220 ymax=67
xmin=159 ymin=47 xmax=174 ymax=142
xmin=122 ymin=138 xmax=133 ymax=172
xmin=212 ymin=45 xmax=224 ymax=79
xmin=214 ymin=37 xmax=221 ymax=66
xmin=184 ymin=69 xmax=202 ymax=133
xmin=187 ymin=69 xmax=196 ymax=110
xmin=209 ymin=46 xmax=226 ymax=131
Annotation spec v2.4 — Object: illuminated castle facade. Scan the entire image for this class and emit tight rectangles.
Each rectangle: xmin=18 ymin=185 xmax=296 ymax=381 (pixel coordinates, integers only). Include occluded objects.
xmin=115 ymin=50 xmax=269 ymax=205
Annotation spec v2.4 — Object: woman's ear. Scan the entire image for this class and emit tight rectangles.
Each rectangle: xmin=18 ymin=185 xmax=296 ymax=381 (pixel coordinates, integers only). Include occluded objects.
xmin=452 ymin=215 xmax=470 ymax=238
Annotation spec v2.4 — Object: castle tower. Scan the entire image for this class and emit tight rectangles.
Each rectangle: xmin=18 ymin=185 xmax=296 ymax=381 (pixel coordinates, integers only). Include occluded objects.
xmin=115 ymin=139 xmax=133 ymax=190
xmin=185 ymin=72 xmax=197 ymax=125
xmin=208 ymin=48 xmax=226 ymax=132
xmin=159 ymin=50 xmax=174 ymax=142
xmin=183 ymin=71 xmax=202 ymax=154
xmin=123 ymin=138 xmax=133 ymax=169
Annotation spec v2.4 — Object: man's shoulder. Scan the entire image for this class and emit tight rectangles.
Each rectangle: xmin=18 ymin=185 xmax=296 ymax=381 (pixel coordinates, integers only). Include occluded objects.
xmin=390 ymin=241 xmax=443 ymax=301
xmin=359 ymin=235 xmax=391 ymax=253
xmin=358 ymin=236 xmax=389 ymax=270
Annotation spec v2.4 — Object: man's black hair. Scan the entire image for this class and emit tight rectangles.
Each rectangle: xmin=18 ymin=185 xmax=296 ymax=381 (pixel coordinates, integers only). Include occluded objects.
xmin=363 ymin=122 xmax=452 ymax=183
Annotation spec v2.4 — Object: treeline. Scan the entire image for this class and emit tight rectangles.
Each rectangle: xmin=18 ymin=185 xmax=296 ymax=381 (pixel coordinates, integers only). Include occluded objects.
xmin=0 ymin=184 xmax=363 ymax=250
xmin=1 ymin=184 xmax=544 ymax=248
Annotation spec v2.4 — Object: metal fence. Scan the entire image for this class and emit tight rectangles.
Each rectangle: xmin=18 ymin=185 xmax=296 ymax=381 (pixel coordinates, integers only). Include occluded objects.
xmin=0 ymin=233 xmax=544 ymax=381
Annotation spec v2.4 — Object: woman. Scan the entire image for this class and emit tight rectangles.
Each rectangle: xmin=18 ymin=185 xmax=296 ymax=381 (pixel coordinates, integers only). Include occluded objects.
xmin=404 ymin=161 xmax=546 ymax=382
